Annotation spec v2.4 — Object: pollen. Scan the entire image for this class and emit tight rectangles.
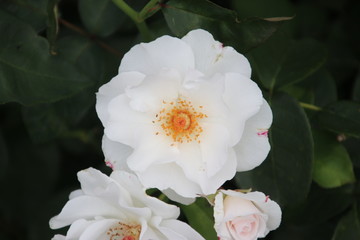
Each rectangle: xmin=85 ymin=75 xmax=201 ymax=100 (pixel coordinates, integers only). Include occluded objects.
xmin=106 ymin=222 xmax=141 ymax=240
xmin=153 ymin=97 xmax=207 ymax=145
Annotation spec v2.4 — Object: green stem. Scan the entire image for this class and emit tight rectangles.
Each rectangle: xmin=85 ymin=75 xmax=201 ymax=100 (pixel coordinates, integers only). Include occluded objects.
xmin=112 ymin=0 xmax=152 ymax=41
xmin=139 ymin=0 xmax=160 ymax=20
xmin=299 ymin=102 xmax=322 ymax=111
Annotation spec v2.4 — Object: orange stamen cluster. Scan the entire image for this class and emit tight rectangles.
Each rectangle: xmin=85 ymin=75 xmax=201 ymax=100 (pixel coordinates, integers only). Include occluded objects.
xmin=153 ymin=97 xmax=207 ymax=145
xmin=106 ymin=222 xmax=141 ymax=240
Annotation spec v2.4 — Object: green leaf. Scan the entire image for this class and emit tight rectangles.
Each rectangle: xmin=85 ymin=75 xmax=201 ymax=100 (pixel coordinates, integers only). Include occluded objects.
xmin=312 ymin=130 xmax=355 ymax=188
xmin=22 ymin=36 xmax=119 ymax=143
xmin=310 ymin=69 xmax=338 ymax=107
xmin=316 ymin=101 xmax=360 ymax=138
xmin=332 ymin=205 xmax=360 ymax=240
xmin=248 ymin=32 xmax=327 ymax=90
xmin=180 ymin=198 xmax=217 ymax=240
xmin=236 ymin=93 xmax=313 ymax=206
xmin=231 ymin=0 xmax=295 ymax=19
xmin=0 ymin=10 xmax=92 ymax=105
xmin=0 ymin=0 xmax=48 ymax=32
xmin=286 ymin=184 xmax=353 ymax=225
xmin=162 ymin=0 xmax=291 ymax=53
xmin=79 ymin=0 xmax=126 ymax=37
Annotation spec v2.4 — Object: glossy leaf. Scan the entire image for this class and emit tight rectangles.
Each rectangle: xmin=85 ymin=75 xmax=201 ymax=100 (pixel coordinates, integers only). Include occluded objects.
xmin=0 ymin=0 xmax=48 ymax=32
xmin=286 ymin=184 xmax=353 ymax=225
xmin=231 ymin=0 xmax=295 ymax=19
xmin=312 ymin=130 xmax=355 ymax=188
xmin=0 ymin=10 xmax=92 ymax=105
xmin=332 ymin=205 xmax=360 ymax=240
xmin=162 ymin=0 xmax=291 ymax=53
xmin=22 ymin=36 xmax=119 ymax=143
xmin=79 ymin=0 xmax=126 ymax=37
xmin=248 ymin=32 xmax=327 ymax=90
xmin=316 ymin=101 xmax=360 ymax=138
xmin=180 ymin=198 xmax=217 ymax=240
xmin=236 ymin=93 xmax=313 ymax=206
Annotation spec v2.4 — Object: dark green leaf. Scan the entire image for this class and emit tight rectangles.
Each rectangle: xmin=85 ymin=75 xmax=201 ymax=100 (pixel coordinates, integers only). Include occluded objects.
xmin=22 ymin=35 xmax=118 ymax=143
xmin=316 ymin=101 xmax=360 ymax=138
xmin=79 ymin=0 xmax=126 ymax=37
xmin=285 ymin=184 xmax=353 ymax=225
xmin=0 ymin=10 xmax=92 ymax=105
xmin=312 ymin=130 xmax=355 ymax=188
xmin=231 ymin=0 xmax=295 ymax=19
xmin=236 ymin=93 xmax=313 ymax=206
xmin=180 ymin=198 xmax=217 ymax=240
xmin=0 ymin=0 xmax=47 ymax=32
xmin=162 ymin=0 xmax=291 ymax=53
xmin=310 ymin=70 xmax=338 ymax=107
xmin=332 ymin=205 xmax=360 ymax=240
xmin=248 ymin=32 xmax=327 ymax=90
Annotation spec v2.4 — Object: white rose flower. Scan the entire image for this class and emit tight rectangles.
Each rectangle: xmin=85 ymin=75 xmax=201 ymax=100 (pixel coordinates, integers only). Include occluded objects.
xmin=214 ymin=190 xmax=281 ymax=240
xmin=49 ymin=168 xmax=204 ymax=240
xmin=96 ymin=29 xmax=272 ymax=203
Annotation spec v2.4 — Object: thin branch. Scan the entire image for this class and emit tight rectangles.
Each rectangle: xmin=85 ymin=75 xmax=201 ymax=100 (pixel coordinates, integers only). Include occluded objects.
xmin=59 ymin=18 xmax=123 ymax=57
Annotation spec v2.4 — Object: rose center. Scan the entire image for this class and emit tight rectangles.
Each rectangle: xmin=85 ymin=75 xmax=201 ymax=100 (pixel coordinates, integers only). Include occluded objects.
xmin=106 ymin=222 xmax=141 ymax=240
xmin=173 ymin=112 xmax=191 ymax=130
xmin=153 ymin=97 xmax=207 ymax=145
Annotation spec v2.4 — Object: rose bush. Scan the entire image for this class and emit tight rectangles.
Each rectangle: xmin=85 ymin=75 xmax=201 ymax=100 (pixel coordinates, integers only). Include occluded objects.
xmin=49 ymin=168 xmax=204 ymax=240
xmin=214 ymin=190 xmax=281 ymax=240
xmin=96 ymin=29 xmax=272 ymax=203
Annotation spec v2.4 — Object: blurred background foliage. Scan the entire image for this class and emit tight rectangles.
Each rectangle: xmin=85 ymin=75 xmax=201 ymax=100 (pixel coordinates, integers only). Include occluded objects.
xmin=0 ymin=0 xmax=359 ymax=239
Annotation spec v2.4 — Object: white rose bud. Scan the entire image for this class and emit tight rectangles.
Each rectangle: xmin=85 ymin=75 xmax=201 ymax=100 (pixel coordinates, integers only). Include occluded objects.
xmin=214 ymin=190 xmax=281 ymax=240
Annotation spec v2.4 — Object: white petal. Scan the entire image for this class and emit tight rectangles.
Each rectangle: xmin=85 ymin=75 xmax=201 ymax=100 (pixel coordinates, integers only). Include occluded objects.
xmin=77 ymin=168 xmax=132 ymax=206
xmin=137 ymin=162 xmax=202 ymax=199
xmin=105 ymin=94 xmax=153 ymax=147
xmin=110 ymin=170 xmax=180 ymax=219
xmin=49 ymin=196 xmax=125 ymax=229
xmin=66 ymin=219 xmax=92 ymax=239
xmin=203 ymin=148 xmax=237 ymax=195
xmin=234 ymin=99 xmax=272 ymax=171
xmin=162 ymin=189 xmax=195 ymax=205
xmin=96 ymin=72 xmax=145 ymax=124
xmin=78 ymin=219 xmax=118 ymax=240
xmin=69 ymin=189 xmax=84 ymax=200
xmin=126 ymin=68 xmax=182 ymax=113
xmin=223 ymin=73 xmax=263 ymax=146
xmin=182 ymin=29 xmax=251 ymax=77
xmin=102 ymin=135 xmax=133 ymax=171
xmin=119 ymin=35 xmax=195 ymax=76
xmin=126 ymin=133 xmax=178 ymax=172
xmin=158 ymin=219 xmax=205 ymax=240
xmin=51 ymin=235 xmax=65 ymax=240
xmin=199 ymin=123 xmax=231 ymax=177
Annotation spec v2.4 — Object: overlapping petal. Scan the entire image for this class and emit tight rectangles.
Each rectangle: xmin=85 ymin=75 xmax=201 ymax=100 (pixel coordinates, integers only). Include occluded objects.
xmin=50 ymin=168 xmax=204 ymax=240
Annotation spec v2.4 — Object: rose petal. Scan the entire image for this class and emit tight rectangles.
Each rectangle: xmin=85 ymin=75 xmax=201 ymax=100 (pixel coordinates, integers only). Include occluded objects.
xmin=234 ymin=99 xmax=272 ymax=171
xmin=96 ymin=72 xmax=145 ymax=124
xmin=119 ymin=35 xmax=195 ymax=76
xmin=182 ymin=29 xmax=251 ymax=77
